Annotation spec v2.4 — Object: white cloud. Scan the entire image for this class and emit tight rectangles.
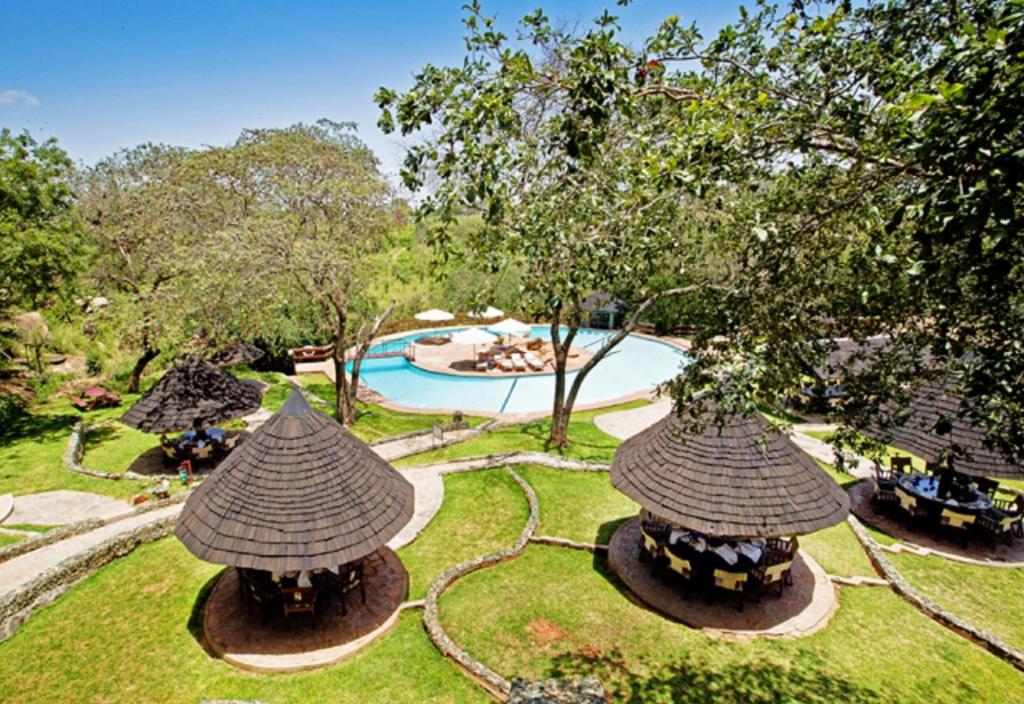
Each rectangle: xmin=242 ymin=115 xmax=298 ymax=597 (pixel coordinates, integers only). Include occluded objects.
xmin=0 ymin=90 xmax=40 ymax=108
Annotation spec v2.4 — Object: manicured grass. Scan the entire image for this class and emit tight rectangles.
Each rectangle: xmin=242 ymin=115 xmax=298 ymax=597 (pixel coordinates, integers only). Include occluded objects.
xmin=1 ymin=523 xmax=54 ymax=533
xmin=515 ymin=465 xmax=637 ymax=545
xmin=297 ymin=373 xmax=487 ymax=442
xmin=0 ymin=538 xmax=486 ymax=704
xmin=0 ymin=395 xmax=155 ymax=500
xmin=81 ymin=420 xmax=160 ymax=473
xmin=440 ymin=544 xmax=1022 ymax=703
xmin=888 ymin=552 xmax=1024 ymax=651
xmin=393 ymin=400 xmax=650 ymax=467
xmin=799 ymin=523 xmax=875 ymax=578
xmin=237 ymin=369 xmax=295 ymax=413
xmin=0 ymin=532 xmax=25 ymax=548
xmin=398 ymin=468 xmax=528 ymax=599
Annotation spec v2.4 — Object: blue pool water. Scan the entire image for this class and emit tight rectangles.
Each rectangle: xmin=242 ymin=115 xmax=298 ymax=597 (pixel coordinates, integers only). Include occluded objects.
xmin=348 ymin=326 xmax=687 ymax=414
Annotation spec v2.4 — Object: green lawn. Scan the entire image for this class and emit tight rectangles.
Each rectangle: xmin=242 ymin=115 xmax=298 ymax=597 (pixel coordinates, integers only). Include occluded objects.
xmin=398 ymin=468 xmax=528 ymax=599
xmin=0 ymin=538 xmax=485 ymax=704
xmin=0 ymin=532 xmax=26 ymax=548
xmin=888 ymin=552 xmax=1024 ymax=652
xmin=440 ymin=544 xmax=1022 ymax=703
xmin=393 ymin=400 xmax=649 ymax=467
xmin=0 ymin=395 xmax=155 ymax=500
xmin=296 ymin=373 xmax=487 ymax=442
xmin=81 ymin=420 xmax=160 ymax=474
xmin=516 ymin=465 xmax=638 ymax=544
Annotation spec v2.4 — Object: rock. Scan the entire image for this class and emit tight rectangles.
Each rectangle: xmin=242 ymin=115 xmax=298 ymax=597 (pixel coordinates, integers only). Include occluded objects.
xmin=130 ymin=493 xmax=149 ymax=506
xmin=508 ymin=677 xmax=607 ymax=704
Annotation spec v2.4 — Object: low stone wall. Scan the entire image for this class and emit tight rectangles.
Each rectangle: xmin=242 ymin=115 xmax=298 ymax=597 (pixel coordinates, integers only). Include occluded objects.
xmin=66 ymin=421 xmax=199 ymax=482
xmin=422 ymin=467 xmax=541 ymax=700
xmin=0 ymin=514 xmax=177 ymax=642
xmin=0 ymin=493 xmax=187 ymax=566
xmin=847 ymin=515 xmax=1024 ymax=671
xmin=428 ymin=452 xmax=610 ymax=476
xmin=530 ymin=535 xmax=609 ymax=554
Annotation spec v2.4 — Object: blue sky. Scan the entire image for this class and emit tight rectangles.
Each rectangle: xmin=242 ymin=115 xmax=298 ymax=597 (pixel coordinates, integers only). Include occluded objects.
xmin=1 ymin=1 xmax=741 ymax=178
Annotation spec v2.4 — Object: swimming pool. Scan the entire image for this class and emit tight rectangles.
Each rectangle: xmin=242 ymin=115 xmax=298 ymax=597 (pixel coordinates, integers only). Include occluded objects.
xmin=348 ymin=326 xmax=687 ymax=414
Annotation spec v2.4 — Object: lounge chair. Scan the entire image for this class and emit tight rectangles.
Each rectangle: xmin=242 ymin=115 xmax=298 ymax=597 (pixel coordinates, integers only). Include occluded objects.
xmin=497 ymin=356 xmax=514 ymax=372
xmin=524 ymin=352 xmax=544 ymax=371
xmin=511 ymin=353 xmax=527 ymax=371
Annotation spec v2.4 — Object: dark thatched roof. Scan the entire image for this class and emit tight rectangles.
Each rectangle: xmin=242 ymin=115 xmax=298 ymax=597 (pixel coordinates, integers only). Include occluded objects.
xmin=817 ymin=336 xmax=890 ymax=378
xmin=861 ymin=378 xmax=1023 ymax=479
xmin=208 ymin=341 xmax=265 ymax=368
xmin=120 ymin=356 xmax=263 ymax=433
xmin=581 ymin=292 xmax=628 ymax=314
xmin=175 ymin=388 xmax=415 ymax=572
xmin=611 ymin=409 xmax=849 ymax=538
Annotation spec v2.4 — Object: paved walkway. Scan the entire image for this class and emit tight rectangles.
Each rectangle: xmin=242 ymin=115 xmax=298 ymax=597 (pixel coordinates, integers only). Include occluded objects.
xmin=4 ymin=490 xmax=132 ymax=526
xmin=789 ymin=430 xmax=875 ymax=480
xmin=0 ymin=504 xmax=181 ymax=599
xmin=593 ymin=400 xmax=672 ymax=440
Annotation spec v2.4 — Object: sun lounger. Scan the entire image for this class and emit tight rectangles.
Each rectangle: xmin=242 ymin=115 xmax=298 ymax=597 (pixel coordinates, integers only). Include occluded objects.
xmin=511 ymin=353 xmax=527 ymax=371
xmin=524 ymin=352 xmax=544 ymax=371
xmin=497 ymin=356 xmax=514 ymax=372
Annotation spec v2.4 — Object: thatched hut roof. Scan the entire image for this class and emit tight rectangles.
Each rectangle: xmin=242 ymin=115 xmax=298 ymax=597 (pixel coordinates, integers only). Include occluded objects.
xmin=120 ymin=356 xmax=263 ymax=433
xmin=862 ymin=378 xmax=1023 ymax=479
xmin=175 ymin=388 xmax=415 ymax=572
xmin=611 ymin=409 xmax=849 ymax=538
xmin=208 ymin=341 xmax=265 ymax=368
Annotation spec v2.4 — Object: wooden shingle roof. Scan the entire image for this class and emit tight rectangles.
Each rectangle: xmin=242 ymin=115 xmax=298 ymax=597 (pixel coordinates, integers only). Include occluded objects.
xmin=611 ymin=409 xmax=849 ymax=538
xmin=175 ymin=388 xmax=415 ymax=572
xmin=121 ymin=356 xmax=263 ymax=433
xmin=862 ymin=378 xmax=1023 ymax=479
xmin=208 ymin=341 xmax=265 ymax=368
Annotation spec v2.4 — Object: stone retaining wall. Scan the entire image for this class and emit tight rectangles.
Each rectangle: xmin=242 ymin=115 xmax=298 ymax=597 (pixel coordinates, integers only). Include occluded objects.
xmin=0 ymin=514 xmax=177 ymax=642
xmin=847 ymin=515 xmax=1024 ymax=671
xmin=530 ymin=535 xmax=609 ymax=554
xmin=422 ymin=467 xmax=540 ymax=700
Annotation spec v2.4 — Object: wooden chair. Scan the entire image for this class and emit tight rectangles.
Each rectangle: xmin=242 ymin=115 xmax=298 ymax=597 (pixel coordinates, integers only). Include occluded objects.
xmin=639 ymin=526 xmax=662 ymax=562
xmin=895 ymin=487 xmax=929 ymax=519
xmin=281 ymin=587 xmax=316 ymax=627
xmin=753 ymin=559 xmax=794 ymax=599
xmin=890 ymin=456 xmax=912 ymax=475
xmin=192 ymin=444 xmax=213 ymax=465
xmin=713 ymin=569 xmax=749 ymax=612
xmin=664 ymin=551 xmax=692 ymax=594
xmin=337 ymin=562 xmax=366 ymax=615
xmin=976 ymin=511 xmax=1019 ymax=547
xmin=940 ymin=508 xmax=976 ymax=546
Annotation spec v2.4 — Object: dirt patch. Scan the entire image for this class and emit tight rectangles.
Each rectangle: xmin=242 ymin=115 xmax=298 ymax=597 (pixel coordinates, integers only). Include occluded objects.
xmin=578 ymin=643 xmax=602 ymax=660
xmin=526 ymin=619 xmax=569 ymax=646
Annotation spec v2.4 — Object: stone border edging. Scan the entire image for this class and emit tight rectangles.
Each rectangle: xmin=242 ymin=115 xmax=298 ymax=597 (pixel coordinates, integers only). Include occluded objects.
xmin=65 ymin=420 xmax=165 ymax=481
xmin=847 ymin=514 xmax=1024 ymax=671
xmin=413 ymin=451 xmax=610 ymax=475
xmin=0 ymin=492 xmax=188 ymax=566
xmin=0 ymin=514 xmax=177 ymax=642
xmin=530 ymin=535 xmax=609 ymax=554
xmin=422 ymin=467 xmax=540 ymax=700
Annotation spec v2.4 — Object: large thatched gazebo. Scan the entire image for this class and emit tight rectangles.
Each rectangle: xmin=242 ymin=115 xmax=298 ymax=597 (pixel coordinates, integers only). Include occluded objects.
xmin=176 ymin=388 xmax=415 ymax=667
xmin=121 ymin=355 xmax=263 ymax=433
xmin=862 ymin=377 xmax=1023 ymax=480
xmin=607 ymin=407 xmax=848 ymax=624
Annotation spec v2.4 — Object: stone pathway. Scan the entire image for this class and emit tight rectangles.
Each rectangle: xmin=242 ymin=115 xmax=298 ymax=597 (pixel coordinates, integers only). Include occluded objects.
xmin=0 ymin=504 xmax=181 ymax=600
xmin=389 ymin=467 xmax=445 ymax=550
xmin=593 ymin=400 xmax=671 ymax=440
xmin=5 ymin=490 xmax=132 ymax=526
xmin=373 ymin=426 xmax=487 ymax=462
xmin=788 ymin=430 xmax=876 ymax=480
xmin=0 ymin=494 xmax=12 ymax=524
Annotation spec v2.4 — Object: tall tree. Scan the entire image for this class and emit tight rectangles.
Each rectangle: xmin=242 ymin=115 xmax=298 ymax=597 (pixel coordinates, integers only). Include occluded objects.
xmin=77 ymin=144 xmax=201 ymax=391
xmin=199 ymin=121 xmax=397 ymax=425
xmin=0 ymin=129 xmax=82 ymax=313
xmin=377 ymin=5 xmax=711 ymax=446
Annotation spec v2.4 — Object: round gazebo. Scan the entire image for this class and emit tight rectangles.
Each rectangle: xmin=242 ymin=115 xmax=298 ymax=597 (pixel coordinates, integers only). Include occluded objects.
xmin=176 ymin=387 xmax=415 ymax=670
xmin=121 ymin=355 xmax=263 ymax=433
xmin=608 ymin=407 xmax=848 ymax=627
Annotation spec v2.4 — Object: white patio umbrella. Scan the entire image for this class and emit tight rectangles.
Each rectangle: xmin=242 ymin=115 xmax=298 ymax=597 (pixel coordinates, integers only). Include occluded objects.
xmin=467 ymin=305 xmax=504 ymax=319
xmin=414 ymin=308 xmax=455 ymax=322
xmin=450 ymin=327 xmax=498 ymax=346
xmin=489 ymin=317 xmax=532 ymax=337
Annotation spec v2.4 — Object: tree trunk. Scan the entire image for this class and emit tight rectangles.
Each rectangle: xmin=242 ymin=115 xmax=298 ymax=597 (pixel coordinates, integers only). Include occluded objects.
xmin=547 ymin=306 xmax=578 ymax=449
xmin=547 ymin=288 xmax=693 ymax=447
xmin=128 ymin=346 xmax=158 ymax=393
xmin=332 ymin=301 xmax=396 ymax=427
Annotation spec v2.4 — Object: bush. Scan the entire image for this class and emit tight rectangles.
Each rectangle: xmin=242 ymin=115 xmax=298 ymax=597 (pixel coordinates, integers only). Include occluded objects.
xmin=0 ymin=392 xmax=27 ymax=428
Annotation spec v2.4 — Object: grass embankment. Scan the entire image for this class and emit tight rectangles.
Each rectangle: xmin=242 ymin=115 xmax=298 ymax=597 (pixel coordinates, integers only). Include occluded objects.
xmin=393 ymin=400 xmax=649 ymax=467
xmin=439 ymin=545 xmax=1020 ymax=703
xmin=0 ymin=538 xmax=485 ymax=704
xmin=888 ymin=552 xmax=1024 ymax=652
